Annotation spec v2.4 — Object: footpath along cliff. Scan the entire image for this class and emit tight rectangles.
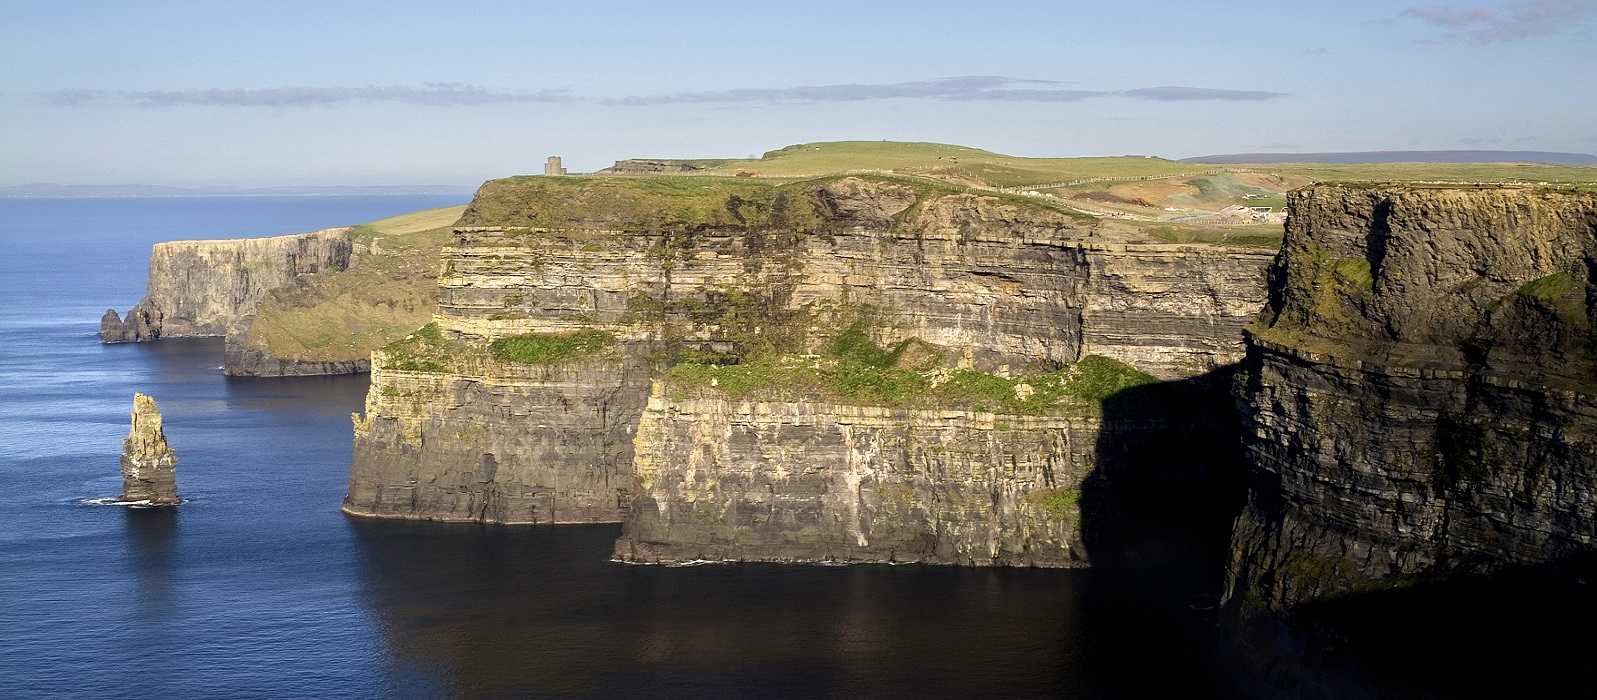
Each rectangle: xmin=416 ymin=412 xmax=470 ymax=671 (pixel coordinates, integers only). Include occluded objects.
xmin=344 ymin=174 xmax=1273 ymax=566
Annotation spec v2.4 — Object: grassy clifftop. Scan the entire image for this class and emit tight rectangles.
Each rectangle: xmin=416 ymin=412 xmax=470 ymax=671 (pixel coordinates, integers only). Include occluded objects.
xmin=241 ymin=204 xmax=465 ymax=363
xmin=612 ymin=140 xmax=1597 ymax=189
xmin=457 ymin=172 xmax=1083 ymax=230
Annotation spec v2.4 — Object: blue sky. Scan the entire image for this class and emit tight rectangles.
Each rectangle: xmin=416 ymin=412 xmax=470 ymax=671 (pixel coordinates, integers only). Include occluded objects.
xmin=1 ymin=0 xmax=1593 ymax=186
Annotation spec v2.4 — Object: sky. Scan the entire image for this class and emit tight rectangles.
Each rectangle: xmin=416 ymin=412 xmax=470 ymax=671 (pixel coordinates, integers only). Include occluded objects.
xmin=1 ymin=0 xmax=1594 ymax=186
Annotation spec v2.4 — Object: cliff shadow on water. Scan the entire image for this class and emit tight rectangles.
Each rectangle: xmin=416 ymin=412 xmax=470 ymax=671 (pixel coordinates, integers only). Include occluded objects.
xmin=1222 ymin=560 xmax=1597 ymax=699
xmin=1080 ymin=364 xmax=1248 ymax=580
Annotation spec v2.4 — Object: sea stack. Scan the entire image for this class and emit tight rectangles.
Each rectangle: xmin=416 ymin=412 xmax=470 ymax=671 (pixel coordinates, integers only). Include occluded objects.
xmin=121 ymin=393 xmax=178 ymax=504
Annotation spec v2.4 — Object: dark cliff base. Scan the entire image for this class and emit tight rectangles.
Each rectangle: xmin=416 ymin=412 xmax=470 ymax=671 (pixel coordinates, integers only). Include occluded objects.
xmin=1222 ymin=563 xmax=1597 ymax=699
xmin=223 ymin=340 xmax=369 ymax=377
xmin=1080 ymin=366 xmax=1247 ymax=573
xmin=1215 ymin=185 xmax=1597 ymax=697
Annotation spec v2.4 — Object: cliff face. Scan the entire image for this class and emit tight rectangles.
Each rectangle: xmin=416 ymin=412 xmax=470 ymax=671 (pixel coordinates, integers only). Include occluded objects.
xmin=223 ymin=206 xmax=462 ymax=377
xmin=345 ymin=343 xmax=648 ymax=524
xmin=1081 ymin=244 xmax=1269 ymax=376
xmin=121 ymin=393 xmax=178 ymax=505
xmin=615 ymin=393 xmax=1090 ymax=566
xmin=101 ymin=228 xmax=351 ymax=342
xmin=346 ymin=176 xmax=1270 ymax=556
xmin=1226 ymin=185 xmax=1597 ymax=609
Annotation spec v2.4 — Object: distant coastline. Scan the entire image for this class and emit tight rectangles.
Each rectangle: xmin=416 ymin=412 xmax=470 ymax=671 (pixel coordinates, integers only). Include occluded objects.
xmin=0 ymin=183 xmax=478 ymax=199
xmin=1182 ymin=150 xmax=1597 ymax=166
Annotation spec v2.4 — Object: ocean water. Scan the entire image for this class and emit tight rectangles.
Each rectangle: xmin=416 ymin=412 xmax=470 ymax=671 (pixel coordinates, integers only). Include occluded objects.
xmin=0 ymin=196 xmax=1223 ymax=699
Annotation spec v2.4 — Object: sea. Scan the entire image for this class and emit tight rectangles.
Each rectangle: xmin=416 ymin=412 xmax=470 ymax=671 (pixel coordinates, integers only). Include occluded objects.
xmin=0 ymin=195 xmax=1228 ymax=699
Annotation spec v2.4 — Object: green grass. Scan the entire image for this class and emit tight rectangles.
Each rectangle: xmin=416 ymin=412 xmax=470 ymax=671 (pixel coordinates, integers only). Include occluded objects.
xmin=1513 ymin=272 xmax=1592 ymax=331
xmin=1028 ymin=488 xmax=1082 ymax=519
xmin=376 ymin=324 xmax=621 ymax=372
xmin=458 ymin=176 xmax=782 ymax=229
xmin=489 ymin=330 xmax=617 ymax=364
xmin=378 ymin=323 xmax=470 ymax=372
xmin=350 ymin=205 xmax=467 ymax=241
xmin=675 ymin=141 xmax=1206 ymax=188
xmin=589 ymin=141 xmax=1597 ymax=190
xmin=1178 ymin=174 xmax=1280 ymax=204
xmin=457 ymin=171 xmax=1087 ymax=231
xmin=663 ymin=330 xmax=1158 ymax=415
xmin=1136 ymin=222 xmax=1284 ymax=248
xmin=244 ymin=205 xmax=465 ymax=363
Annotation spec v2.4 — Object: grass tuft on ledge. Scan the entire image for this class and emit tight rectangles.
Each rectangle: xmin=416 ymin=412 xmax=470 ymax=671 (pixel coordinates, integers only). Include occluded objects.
xmin=489 ymin=330 xmax=617 ymax=364
xmin=663 ymin=329 xmax=1157 ymax=415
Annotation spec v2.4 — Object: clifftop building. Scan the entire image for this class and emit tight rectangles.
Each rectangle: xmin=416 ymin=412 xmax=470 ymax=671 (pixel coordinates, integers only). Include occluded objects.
xmin=544 ymin=156 xmax=568 ymax=176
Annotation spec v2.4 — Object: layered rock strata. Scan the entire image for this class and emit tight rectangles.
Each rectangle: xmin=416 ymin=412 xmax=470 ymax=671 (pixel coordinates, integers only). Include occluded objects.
xmin=121 ymin=393 xmax=178 ymax=505
xmin=615 ymin=395 xmax=1091 ymax=566
xmin=101 ymin=227 xmax=351 ymax=342
xmin=346 ymin=346 xmax=649 ymax=524
xmin=1225 ymin=184 xmax=1597 ymax=610
xmin=223 ymin=207 xmax=460 ymax=377
xmin=348 ymin=175 xmax=1272 ymax=547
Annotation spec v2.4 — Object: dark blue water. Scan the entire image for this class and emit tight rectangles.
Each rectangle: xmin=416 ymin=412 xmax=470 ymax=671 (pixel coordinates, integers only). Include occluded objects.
xmin=0 ymin=196 xmax=1221 ymax=699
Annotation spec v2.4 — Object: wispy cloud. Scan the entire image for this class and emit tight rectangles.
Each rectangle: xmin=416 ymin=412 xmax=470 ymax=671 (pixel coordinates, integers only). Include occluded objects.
xmin=44 ymin=83 xmax=571 ymax=107
xmin=40 ymin=77 xmax=1286 ymax=109
xmin=44 ymin=89 xmax=109 ymax=106
xmin=606 ymin=76 xmax=1109 ymax=105
xmin=1122 ymin=86 xmax=1285 ymax=101
xmin=1400 ymin=0 xmax=1595 ymax=42
xmin=608 ymin=77 xmax=1283 ymax=105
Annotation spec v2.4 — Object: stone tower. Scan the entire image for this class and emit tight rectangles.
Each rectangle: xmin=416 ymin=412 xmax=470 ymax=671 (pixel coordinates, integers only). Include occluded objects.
xmin=121 ymin=393 xmax=179 ymax=505
xmin=545 ymin=156 xmax=567 ymax=176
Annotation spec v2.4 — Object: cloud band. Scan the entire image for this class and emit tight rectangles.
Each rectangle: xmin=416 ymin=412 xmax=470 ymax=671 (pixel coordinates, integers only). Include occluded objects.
xmin=42 ymin=77 xmax=1284 ymax=108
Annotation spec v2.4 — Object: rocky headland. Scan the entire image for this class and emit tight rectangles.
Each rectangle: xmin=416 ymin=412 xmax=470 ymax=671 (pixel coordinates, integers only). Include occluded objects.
xmin=121 ymin=393 xmax=178 ymax=505
xmin=100 ymin=205 xmax=463 ymax=376
xmin=101 ymin=227 xmax=352 ymax=343
xmin=344 ymin=174 xmax=1273 ymax=567
xmin=1224 ymin=184 xmax=1597 ymax=611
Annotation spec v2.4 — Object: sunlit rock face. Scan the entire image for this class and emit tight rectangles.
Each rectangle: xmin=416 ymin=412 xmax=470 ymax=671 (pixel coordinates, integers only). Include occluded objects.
xmin=121 ymin=393 xmax=178 ymax=505
xmin=345 ymin=175 xmax=1270 ymax=566
xmin=1226 ymin=184 xmax=1597 ymax=610
xmin=100 ymin=228 xmax=352 ymax=343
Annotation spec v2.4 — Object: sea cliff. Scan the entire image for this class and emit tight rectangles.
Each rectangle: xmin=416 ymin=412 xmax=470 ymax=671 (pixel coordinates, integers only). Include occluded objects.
xmin=101 ymin=228 xmax=351 ymax=342
xmin=345 ymin=175 xmax=1272 ymax=563
xmin=101 ymin=205 xmax=463 ymax=376
xmin=1225 ymin=184 xmax=1597 ymax=610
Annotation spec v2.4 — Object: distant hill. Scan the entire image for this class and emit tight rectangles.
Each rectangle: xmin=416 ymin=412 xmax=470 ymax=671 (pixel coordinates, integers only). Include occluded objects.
xmin=0 ymin=183 xmax=478 ymax=198
xmin=1181 ymin=151 xmax=1597 ymax=166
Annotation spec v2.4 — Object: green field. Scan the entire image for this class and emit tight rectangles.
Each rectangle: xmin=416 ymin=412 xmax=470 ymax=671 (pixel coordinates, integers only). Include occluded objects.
xmin=244 ymin=205 xmax=466 ymax=362
xmin=609 ymin=141 xmax=1597 ymax=190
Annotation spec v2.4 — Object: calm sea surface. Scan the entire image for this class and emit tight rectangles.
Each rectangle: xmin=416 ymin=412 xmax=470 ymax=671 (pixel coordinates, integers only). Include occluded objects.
xmin=0 ymin=196 xmax=1222 ymax=699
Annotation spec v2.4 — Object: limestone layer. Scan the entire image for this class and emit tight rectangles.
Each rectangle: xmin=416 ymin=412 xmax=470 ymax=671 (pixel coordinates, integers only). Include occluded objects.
xmin=1226 ymin=185 xmax=1597 ymax=610
xmin=615 ymin=394 xmax=1090 ymax=566
xmin=121 ymin=393 xmax=178 ymax=505
xmin=100 ymin=227 xmax=352 ymax=342
xmin=347 ymin=176 xmax=1270 ymax=542
xmin=344 ymin=349 xmax=648 ymax=524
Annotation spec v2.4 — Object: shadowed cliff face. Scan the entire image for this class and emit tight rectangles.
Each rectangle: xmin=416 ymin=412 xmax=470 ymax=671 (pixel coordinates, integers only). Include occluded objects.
xmin=346 ymin=175 xmax=1272 ymax=556
xmin=1227 ymin=185 xmax=1597 ymax=611
xmin=1080 ymin=366 xmax=1246 ymax=572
